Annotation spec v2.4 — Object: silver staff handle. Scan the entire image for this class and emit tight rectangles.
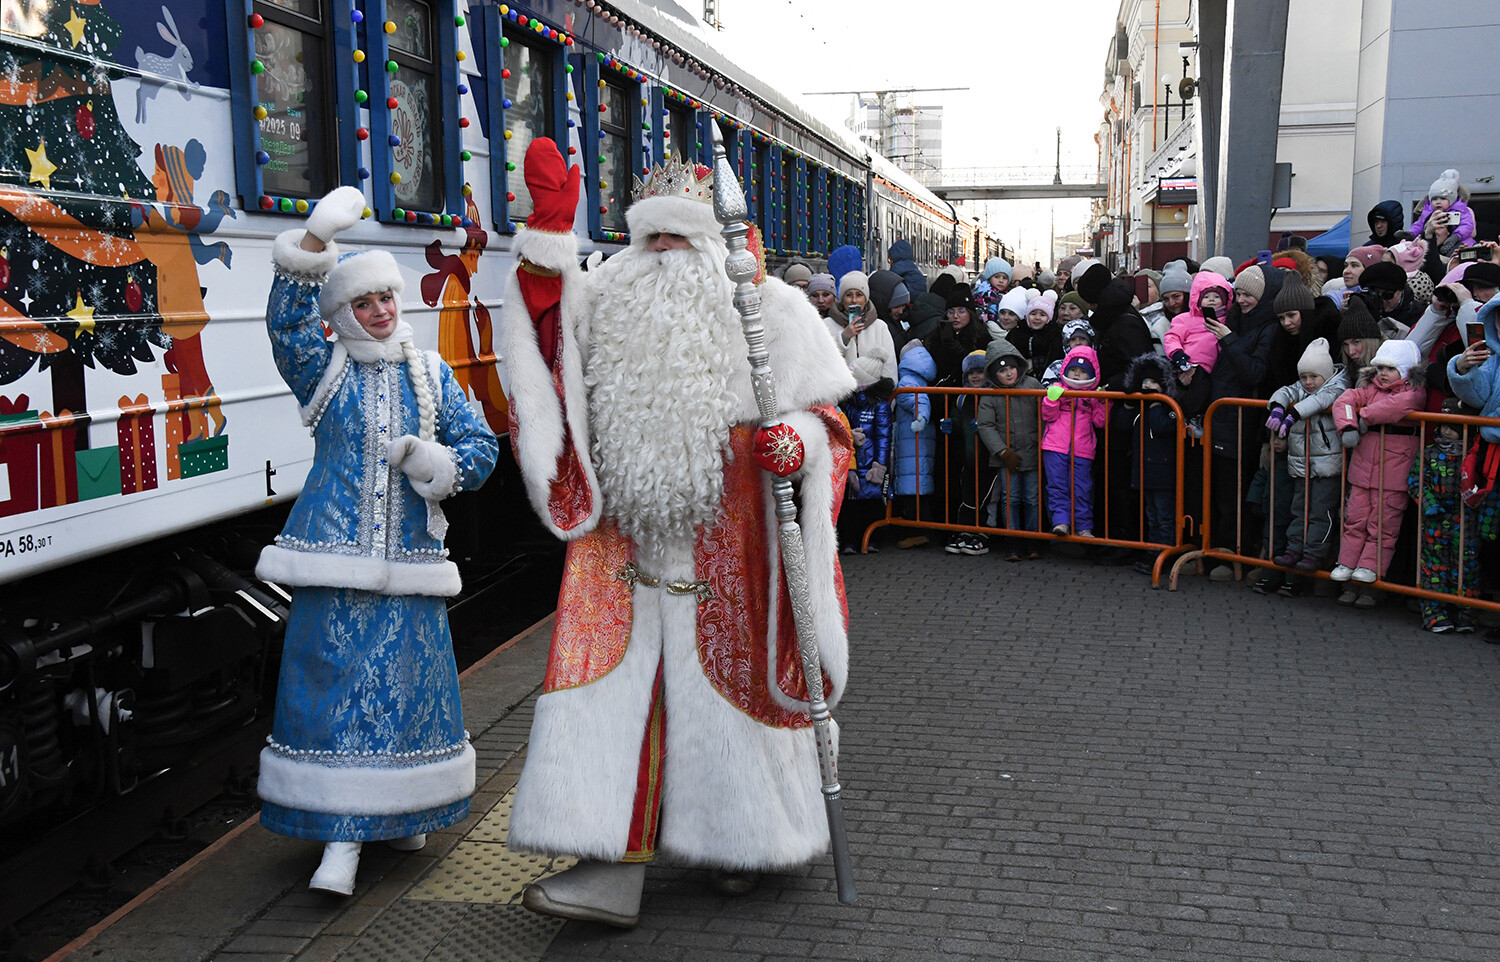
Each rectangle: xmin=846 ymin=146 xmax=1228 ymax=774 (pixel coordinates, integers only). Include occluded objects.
xmin=709 ymin=126 xmax=856 ymax=905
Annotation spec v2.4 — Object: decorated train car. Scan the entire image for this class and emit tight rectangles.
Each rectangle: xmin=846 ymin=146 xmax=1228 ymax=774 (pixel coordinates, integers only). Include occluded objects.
xmin=0 ymin=0 xmax=1009 ymax=921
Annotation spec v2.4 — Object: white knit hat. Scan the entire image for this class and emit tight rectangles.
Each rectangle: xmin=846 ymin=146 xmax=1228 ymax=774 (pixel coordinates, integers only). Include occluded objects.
xmin=850 ymin=349 xmax=887 ymax=389
xmin=998 ymin=287 xmax=1031 ymax=318
xmin=1371 ymin=338 xmax=1421 ymax=379
xmin=1297 ymin=338 xmax=1334 ymax=380
xmin=1428 ymin=168 xmax=1461 ymax=201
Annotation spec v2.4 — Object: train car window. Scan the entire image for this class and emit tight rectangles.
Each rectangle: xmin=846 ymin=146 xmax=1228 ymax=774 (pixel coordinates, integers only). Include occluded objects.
xmin=812 ymin=167 xmax=827 ymax=256
xmin=668 ymin=105 xmax=693 ymax=163
xmin=383 ymin=0 xmax=442 ymax=214
xmin=779 ymin=151 xmax=793 ymax=254
xmin=499 ymin=36 xmax=554 ymax=221
xmin=598 ymin=79 xmax=630 ymax=234
xmin=752 ymin=141 xmax=769 ymax=242
xmin=248 ymin=0 xmax=341 ymax=200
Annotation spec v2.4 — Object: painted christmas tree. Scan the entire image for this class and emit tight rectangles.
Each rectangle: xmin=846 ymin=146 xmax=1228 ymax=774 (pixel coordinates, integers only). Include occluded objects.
xmin=0 ymin=0 xmax=165 ymax=427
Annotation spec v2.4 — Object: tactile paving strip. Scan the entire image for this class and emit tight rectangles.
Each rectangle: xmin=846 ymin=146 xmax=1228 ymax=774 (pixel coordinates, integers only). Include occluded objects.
xmin=422 ymin=904 xmax=566 ymax=962
xmin=407 ymin=788 xmax=576 ymax=905
xmin=337 ymin=900 xmax=469 ymax=962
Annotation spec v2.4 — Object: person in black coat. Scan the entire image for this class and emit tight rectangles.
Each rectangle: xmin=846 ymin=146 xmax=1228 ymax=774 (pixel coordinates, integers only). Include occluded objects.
xmin=1091 ymin=278 xmax=1155 ymax=391
xmin=1264 ymin=275 xmax=1341 ymax=392
xmin=1365 ymin=199 xmax=1405 ymax=248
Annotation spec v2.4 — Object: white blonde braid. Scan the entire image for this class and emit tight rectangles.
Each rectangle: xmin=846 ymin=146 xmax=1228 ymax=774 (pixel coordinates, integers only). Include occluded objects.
xmin=400 ymin=339 xmax=437 ymax=443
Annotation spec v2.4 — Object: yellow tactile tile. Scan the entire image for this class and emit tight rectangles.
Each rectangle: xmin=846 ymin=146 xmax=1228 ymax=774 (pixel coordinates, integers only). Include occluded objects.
xmin=407 ymin=788 xmax=575 ymax=905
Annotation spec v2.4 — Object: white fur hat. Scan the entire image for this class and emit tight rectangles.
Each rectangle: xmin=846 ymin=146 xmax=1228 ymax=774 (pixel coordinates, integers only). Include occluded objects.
xmin=1371 ymin=337 xmax=1420 ymax=379
xmin=624 ymin=194 xmax=720 ymax=242
xmin=319 ymin=250 xmax=406 ymax=318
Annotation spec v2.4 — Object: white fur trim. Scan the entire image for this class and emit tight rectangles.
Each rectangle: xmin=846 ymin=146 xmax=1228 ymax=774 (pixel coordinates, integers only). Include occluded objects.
xmin=271 ymin=229 xmax=338 ymax=279
xmin=300 ymin=342 xmax=349 ymax=430
xmin=624 ymin=196 xmax=721 ymax=241
xmin=257 ymin=743 xmax=475 ymax=815
xmin=511 ymin=226 xmax=580 ymax=273
xmin=319 ymin=250 xmax=407 ymax=317
xmin=764 ymin=411 xmax=847 ymax=712
xmin=498 ymin=262 xmax=603 ymax=540
xmin=734 ymin=278 xmax=857 ymax=421
xmin=255 ymin=545 xmax=462 ymax=597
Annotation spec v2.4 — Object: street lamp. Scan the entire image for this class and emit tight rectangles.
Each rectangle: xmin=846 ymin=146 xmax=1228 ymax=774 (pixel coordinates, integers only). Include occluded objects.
xmin=1162 ymin=75 xmax=1174 ymax=142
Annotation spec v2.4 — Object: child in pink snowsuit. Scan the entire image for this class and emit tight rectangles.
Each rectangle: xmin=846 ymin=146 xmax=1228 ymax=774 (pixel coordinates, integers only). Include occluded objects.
xmin=1330 ymin=339 xmax=1427 ymax=586
xmin=1163 ymin=270 xmax=1231 ymax=375
xmin=1041 ymin=345 xmax=1109 ymax=537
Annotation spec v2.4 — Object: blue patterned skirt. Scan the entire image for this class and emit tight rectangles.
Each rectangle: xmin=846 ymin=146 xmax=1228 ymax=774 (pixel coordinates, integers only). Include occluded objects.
xmin=258 ymin=586 xmax=473 ymax=841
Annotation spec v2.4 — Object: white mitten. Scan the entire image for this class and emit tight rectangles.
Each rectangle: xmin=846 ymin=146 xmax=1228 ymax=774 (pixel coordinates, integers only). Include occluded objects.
xmin=385 ymin=435 xmax=456 ymax=499
xmin=305 ymin=186 xmax=367 ymax=243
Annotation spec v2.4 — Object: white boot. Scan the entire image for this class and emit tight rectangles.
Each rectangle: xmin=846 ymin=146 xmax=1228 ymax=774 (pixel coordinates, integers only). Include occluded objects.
xmin=521 ymin=860 xmax=645 ymax=928
xmin=309 ymin=841 xmax=362 ymax=895
xmin=388 ymin=834 xmax=426 ymax=851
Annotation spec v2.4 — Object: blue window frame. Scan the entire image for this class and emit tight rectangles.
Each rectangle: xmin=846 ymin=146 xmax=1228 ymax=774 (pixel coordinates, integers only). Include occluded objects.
xmin=812 ymin=167 xmax=828 ymax=256
xmin=228 ymin=0 xmax=357 ymax=212
xmin=478 ymin=6 xmax=569 ymax=231
xmin=585 ymin=56 xmax=642 ymax=242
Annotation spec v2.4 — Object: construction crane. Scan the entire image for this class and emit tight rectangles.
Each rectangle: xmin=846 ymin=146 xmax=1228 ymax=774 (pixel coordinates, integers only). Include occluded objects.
xmin=804 ymin=87 xmax=968 ymax=175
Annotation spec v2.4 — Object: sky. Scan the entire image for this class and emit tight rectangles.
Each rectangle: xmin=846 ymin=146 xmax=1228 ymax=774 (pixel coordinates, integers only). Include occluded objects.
xmin=700 ymin=0 xmax=1123 ymax=268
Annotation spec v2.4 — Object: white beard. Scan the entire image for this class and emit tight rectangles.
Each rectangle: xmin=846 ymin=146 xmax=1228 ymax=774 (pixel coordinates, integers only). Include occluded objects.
xmin=585 ymin=242 xmax=745 ymax=545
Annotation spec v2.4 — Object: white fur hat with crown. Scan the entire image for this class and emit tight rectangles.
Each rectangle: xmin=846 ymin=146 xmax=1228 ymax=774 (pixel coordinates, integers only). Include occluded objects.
xmin=319 ymin=250 xmax=406 ymax=318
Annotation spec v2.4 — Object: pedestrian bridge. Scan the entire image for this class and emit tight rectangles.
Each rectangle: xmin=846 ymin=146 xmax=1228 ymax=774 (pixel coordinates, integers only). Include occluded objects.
xmin=922 ymin=165 xmax=1108 ymax=201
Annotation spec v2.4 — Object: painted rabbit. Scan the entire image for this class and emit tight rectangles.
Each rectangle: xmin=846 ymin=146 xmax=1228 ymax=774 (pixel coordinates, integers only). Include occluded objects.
xmin=134 ymin=7 xmax=195 ymax=124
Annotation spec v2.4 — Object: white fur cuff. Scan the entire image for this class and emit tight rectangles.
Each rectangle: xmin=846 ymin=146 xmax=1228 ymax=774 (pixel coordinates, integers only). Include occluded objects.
xmin=257 ymin=743 xmax=475 ymax=815
xmin=256 ymin=546 xmax=462 ymax=597
xmin=272 ymin=229 xmax=339 ymax=280
xmin=512 ymin=226 xmax=579 ymax=273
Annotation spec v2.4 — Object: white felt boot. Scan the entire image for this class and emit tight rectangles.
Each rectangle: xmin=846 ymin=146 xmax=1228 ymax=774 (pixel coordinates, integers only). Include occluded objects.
xmin=309 ymin=841 xmax=362 ymax=895
xmin=388 ymin=834 xmax=427 ymax=851
xmin=521 ymin=860 xmax=645 ymax=928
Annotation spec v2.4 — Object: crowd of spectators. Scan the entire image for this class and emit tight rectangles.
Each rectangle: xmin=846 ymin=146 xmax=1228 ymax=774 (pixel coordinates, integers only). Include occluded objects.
xmin=778 ymin=167 xmax=1500 ymax=636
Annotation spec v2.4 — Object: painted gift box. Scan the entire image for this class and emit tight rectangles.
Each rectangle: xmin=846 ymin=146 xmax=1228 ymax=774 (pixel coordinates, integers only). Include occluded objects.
xmin=116 ymin=394 xmax=158 ymax=495
xmin=179 ymin=435 xmax=228 ymax=478
xmin=0 ymin=395 xmax=80 ymax=517
xmin=76 ymin=446 xmax=122 ymax=502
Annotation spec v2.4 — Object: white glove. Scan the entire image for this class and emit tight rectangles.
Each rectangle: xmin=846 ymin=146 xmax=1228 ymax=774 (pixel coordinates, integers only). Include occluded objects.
xmin=305 ymin=186 xmax=367 ymax=243
xmin=386 ymin=435 xmax=455 ymax=500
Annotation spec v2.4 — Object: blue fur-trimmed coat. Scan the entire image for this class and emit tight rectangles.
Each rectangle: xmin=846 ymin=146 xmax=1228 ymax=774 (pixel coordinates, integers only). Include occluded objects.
xmin=255 ymin=235 xmax=498 ymax=597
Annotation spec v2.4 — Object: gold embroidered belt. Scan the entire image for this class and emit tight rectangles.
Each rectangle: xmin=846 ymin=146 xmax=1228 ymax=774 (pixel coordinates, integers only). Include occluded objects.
xmin=616 ymin=562 xmax=714 ymax=603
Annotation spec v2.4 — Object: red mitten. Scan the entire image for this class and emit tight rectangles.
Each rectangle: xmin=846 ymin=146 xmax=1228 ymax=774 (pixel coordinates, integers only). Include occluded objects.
xmin=524 ymin=138 xmax=581 ymax=233
xmin=752 ymin=423 xmax=805 ymax=477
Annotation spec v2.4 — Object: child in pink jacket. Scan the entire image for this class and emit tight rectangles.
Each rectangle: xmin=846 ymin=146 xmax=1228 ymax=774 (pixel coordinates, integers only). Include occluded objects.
xmin=1164 ymin=270 xmax=1231 ymax=376
xmin=1041 ymin=345 xmax=1109 ymax=537
xmin=1329 ymin=339 xmax=1427 ymax=599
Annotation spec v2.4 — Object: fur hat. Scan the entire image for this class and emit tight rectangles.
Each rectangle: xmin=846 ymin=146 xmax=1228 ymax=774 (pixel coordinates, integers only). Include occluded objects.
xmin=962 ymin=350 xmax=987 ymax=376
xmin=1026 ymin=294 xmax=1055 ymax=320
xmin=1389 ymin=239 xmax=1427 ymax=273
xmin=1359 ymin=261 xmax=1406 ymax=296
xmin=889 ymin=282 xmax=912 ymax=309
xmin=945 ymin=282 xmax=978 ymax=314
xmin=1075 ymin=263 xmax=1113 ymax=304
xmin=1200 ymin=256 xmax=1234 ymax=278
xmin=1233 ymin=265 xmax=1266 ymax=300
xmin=1428 ymin=168 xmax=1461 ymax=201
xmin=319 ymin=250 xmax=406 ymax=318
xmin=1062 ymin=318 xmax=1095 ymax=342
xmin=1159 ymin=261 xmax=1193 ymax=296
xmin=839 ymin=270 xmax=870 ymax=299
xmin=1297 ymin=337 xmax=1334 ymax=380
xmin=1371 ymin=338 xmax=1420 ymax=379
xmin=997 ymin=286 xmax=1031 ymax=318
xmin=851 ymin=349 xmax=888 ymax=390
xmin=1405 ymin=270 xmax=1434 ymax=305
xmin=1346 ymin=245 xmax=1386 ymax=269
xmin=783 ymin=263 xmax=812 ymax=286
xmin=807 ymin=273 xmax=835 ymax=295
xmin=982 ymin=257 xmax=1012 ymax=281
xmin=1273 ymin=274 xmax=1316 ymax=316
xmin=1337 ymin=294 xmax=1382 ymax=342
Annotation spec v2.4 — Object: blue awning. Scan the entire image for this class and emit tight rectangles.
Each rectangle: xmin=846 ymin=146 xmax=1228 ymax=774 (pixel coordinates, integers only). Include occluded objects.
xmin=1305 ymin=215 xmax=1351 ymax=259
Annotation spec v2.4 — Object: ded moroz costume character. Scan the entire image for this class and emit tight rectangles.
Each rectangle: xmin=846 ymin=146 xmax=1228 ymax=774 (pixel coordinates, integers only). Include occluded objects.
xmin=254 ymin=186 xmax=499 ymax=895
xmin=499 ymin=140 xmax=855 ymax=926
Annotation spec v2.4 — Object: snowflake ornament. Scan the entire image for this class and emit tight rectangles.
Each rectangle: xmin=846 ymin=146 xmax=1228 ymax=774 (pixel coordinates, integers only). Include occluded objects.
xmin=752 ymin=422 xmax=804 ymax=477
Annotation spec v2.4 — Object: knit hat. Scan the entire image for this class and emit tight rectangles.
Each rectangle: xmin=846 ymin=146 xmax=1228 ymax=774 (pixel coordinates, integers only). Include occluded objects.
xmin=827 ymin=245 xmax=862 ymax=285
xmin=1461 ymin=262 xmax=1500 ymax=293
xmin=807 ymin=273 xmax=835 ymax=294
xmin=1056 ymin=254 xmax=1083 ymax=276
xmin=1036 ymin=270 xmax=1057 ymax=290
xmin=889 ymin=282 xmax=912 ymax=309
xmin=982 ymin=257 xmax=1012 ymax=281
xmin=1136 ymin=268 xmax=1163 ymax=288
xmin=1059 ymin=291 xmax=1089 ymax=315
xmin=1233 ymin=265 xmax=1266 ymax=300
xmin=1405 ymin=270 xmax=1434 ymax=305
xmin=1428 ymin=168 xmax=1461 ymax=201
xmin=1359 ymin=261 xmax=1406 ymax=296
xmin=1346 ymin=245 xmax=1386 ymax=269
xmin=783 ymin=263 xmax=812 ymax=286
xmin=1273 ymin=274 xmax=1315 ymax=316
xmin=1337 ymin=294 xmax=1381 ymax=342
xmin=1026 ymin=294 xmax=1055 ymax=320
xmin=1076 ymin=263 xmax=1113 ymax=304
xmin=962 ymin=350 xmax=987 ymax=376
xmin=1297 ymin=338 xmax=1334 ymax=380
xmin=1062 ymin=318 xmax=1095 ymax=341
xmin=1159 ymin=260 xmax=1193 ymax=296
xmin=851 ymin=349 xmax=888 ymax=390
xmin=1371 ymin=338 xmax=1420 ymax=378
xmin=1063 ymin=355 xmax=1097 ymax=385
xmin=1200 ymin=256 xmax=1234 ymax=278
xmin=1389 ymin=239 xmax=1426 ymax=273
xmin=945 ymin=282 xmax=977 ymax=314
xmin=839 ymin=270 xmax=871 ymax=299
xmin=997 ymin=287 xmax=1031 ymax=318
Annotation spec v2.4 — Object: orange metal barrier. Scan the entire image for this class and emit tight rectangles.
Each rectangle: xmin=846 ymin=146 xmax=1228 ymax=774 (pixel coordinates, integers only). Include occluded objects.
xmin=865 ymin=385 xmax=1193 ymax=585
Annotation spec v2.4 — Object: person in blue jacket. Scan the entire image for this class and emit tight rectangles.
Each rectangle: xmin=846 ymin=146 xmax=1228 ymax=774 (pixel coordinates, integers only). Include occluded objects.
xmin=892 ymin=341 xmax=937 ymax=535
xmin=886 ymin=239 xmax=928 ymax=299
xmin=254 ymin=186 xmax=499 ymax=896
xmin=838 ymin=351 xmax=893 ymax=553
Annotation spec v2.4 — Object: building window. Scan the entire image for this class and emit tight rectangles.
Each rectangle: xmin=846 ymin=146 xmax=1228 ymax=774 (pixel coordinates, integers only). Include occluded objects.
xmin=500 ymin=36 xmax=554 ymax=221
xmin=598 ymin=78 xmax=630 ymax=233
xmin=247 ymin=0 xmax=341 ymax=200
